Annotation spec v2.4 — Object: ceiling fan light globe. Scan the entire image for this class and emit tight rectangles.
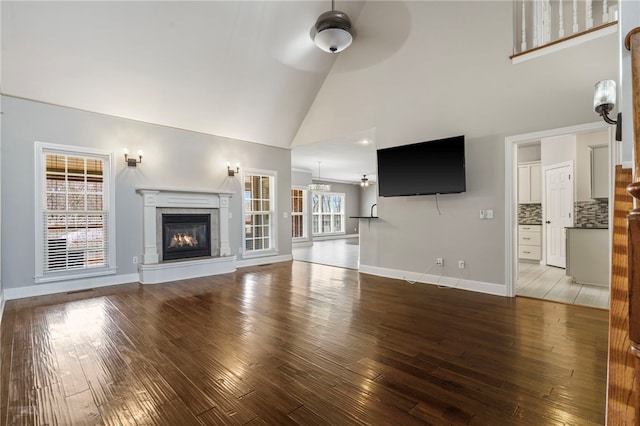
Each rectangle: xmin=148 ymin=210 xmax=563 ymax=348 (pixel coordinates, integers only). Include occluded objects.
xmin=314 ymin=27 xmax=352 ymax=53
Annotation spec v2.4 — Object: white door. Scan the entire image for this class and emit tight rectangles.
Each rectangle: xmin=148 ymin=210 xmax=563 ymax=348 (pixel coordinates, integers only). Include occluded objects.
xmin=544 ymin=162 xmax=574 ymax=268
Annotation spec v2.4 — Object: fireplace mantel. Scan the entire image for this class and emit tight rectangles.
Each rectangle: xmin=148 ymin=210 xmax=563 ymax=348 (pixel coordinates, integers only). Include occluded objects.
xmin=136 ymin=187 xmax=235 ymax=284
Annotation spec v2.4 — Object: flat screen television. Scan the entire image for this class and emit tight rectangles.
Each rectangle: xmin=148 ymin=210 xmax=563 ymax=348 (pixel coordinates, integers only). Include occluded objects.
xmin=376 ymin=135 xmax=466 ymax=197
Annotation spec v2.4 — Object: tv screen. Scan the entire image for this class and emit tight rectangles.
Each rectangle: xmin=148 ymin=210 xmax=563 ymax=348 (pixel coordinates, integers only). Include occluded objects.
xmin=377 ymin=135 xmax=466 ymax=197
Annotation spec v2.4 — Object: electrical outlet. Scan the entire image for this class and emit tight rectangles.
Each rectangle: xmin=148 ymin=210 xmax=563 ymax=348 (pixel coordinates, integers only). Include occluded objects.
xmin=132 ymin=256 xmax=138 ymax=264
xmin=458 ymin=260 xmax=465 ymax=269
xmin=437 ymin=258 xmax=444 ymax=266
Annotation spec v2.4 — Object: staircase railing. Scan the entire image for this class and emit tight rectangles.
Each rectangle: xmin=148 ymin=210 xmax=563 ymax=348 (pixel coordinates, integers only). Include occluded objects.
xmin=623 ymin=27 xmax=640 ymax=423
xmin=513 ymin=0 xmax=618 ymax=57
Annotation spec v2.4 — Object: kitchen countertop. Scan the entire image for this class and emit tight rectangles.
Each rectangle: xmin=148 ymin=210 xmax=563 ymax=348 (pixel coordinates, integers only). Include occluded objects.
xmin=519 ymin=222 xmax=542 ymax=226
xmin=566 ymin=226 xmax=608 ymax=229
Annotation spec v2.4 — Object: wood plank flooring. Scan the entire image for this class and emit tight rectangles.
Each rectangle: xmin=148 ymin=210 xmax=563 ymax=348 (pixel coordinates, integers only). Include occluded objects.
xmin=0 ymin=261 xmax=608 ymax=425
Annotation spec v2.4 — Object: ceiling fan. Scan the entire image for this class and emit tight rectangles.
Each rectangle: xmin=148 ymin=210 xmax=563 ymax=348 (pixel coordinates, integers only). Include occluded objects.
xmin=311 ymin=0 xmax=355 ymax=53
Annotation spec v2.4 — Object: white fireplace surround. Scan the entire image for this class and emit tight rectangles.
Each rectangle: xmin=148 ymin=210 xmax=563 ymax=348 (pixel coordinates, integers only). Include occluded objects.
xmin=136 ymin=187 xmax=236 ymax=284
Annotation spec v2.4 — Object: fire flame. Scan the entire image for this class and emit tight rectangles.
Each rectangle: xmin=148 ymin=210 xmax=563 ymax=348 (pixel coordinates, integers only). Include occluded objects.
xmin=169 ymin=232 xmax=199 ymax=248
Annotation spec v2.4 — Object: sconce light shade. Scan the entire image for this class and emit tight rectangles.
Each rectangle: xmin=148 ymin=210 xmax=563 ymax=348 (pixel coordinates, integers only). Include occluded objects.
xmin=593 ymin=79 xmax=621 ymax=141
xmin=124 ymin=148 xmax=143 ymax=167
xmin=593 ymin=80 xmax=616 ymax=116
xmin=313 ymin=9 xmax=353 ymax=53
xmin=227 ymin=162 xmax=240 ymax=177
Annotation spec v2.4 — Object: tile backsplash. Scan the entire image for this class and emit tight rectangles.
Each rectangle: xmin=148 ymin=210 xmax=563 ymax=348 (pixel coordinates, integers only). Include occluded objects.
xmin=518 ymin=203 xmax=542 ymax=225
xmin=519 ymin=200 xmax=608 ymax=227
xmin=574 ymin=199 xmax=608 ymax=227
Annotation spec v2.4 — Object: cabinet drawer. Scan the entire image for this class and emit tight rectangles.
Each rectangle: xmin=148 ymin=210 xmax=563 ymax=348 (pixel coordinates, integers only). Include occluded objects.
xmin=519 ymin=245 xmax=541 ymax=260
xmin=519 ymin=231 xmax=541 ymax=246
xmin=519 ymin=225 xmax=541 ymax=233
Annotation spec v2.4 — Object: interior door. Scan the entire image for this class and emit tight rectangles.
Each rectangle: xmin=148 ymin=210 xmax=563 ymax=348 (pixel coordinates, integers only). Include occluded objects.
xmin=544 ymin=162 xmax=574 ymax=268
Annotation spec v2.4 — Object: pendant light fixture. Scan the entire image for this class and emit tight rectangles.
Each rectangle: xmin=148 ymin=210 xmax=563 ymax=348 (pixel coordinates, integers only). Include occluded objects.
xmin=360 ymin=175 xmax=369 ymax=187
xmin=312 ymin=0 xmax=354 ymax=53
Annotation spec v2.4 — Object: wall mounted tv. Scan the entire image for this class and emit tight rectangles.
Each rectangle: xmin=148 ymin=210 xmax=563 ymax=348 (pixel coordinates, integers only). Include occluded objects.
xmin=376 ymin=135 xmax=466 ymax=197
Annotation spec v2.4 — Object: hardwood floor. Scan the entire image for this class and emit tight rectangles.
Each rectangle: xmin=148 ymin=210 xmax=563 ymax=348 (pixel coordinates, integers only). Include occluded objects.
xmin=0 ymin=261 xmax=608 ymax=425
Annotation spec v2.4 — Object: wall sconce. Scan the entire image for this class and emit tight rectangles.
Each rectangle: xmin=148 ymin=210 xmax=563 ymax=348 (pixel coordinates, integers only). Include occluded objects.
xmin=124 ymin=148 xmax=143 ymax=167
xmin=360 ymin=174 xmax=370 ymax=187
xmin=227 ymin=162 xmax=240 ymax=176
xmin=593 ymin=79 xmax=622 ymax=141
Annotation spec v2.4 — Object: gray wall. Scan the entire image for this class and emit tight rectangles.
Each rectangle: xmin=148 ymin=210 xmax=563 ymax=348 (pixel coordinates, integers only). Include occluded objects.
xmin=1 ymin=96 xmax=291 ymax=290
xmin=361 ymin=135 xmax=505 ymax=284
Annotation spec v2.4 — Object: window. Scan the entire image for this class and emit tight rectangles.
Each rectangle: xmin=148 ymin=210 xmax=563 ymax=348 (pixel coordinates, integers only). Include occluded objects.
xmin=291 ymin=188 xmax=306 ymax=239
xmin=244 ymin=171 xmax=276 ymax=254
xmin=35 ymin=143 xmax=115 ymax=282
xmin=312 ymin=192 xmax=345 ymax=235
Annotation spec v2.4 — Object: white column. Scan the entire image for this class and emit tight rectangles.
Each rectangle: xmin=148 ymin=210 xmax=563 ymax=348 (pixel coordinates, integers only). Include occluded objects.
xmin=139 ymin=190 xmax=160 ymax=264
xmin=572 ymin=0 xmax=579 ymax=33
xmin=219 ymin=194 xmax=232 ymax=256
xmin=602 ymin=0 xmax=609 ymax=23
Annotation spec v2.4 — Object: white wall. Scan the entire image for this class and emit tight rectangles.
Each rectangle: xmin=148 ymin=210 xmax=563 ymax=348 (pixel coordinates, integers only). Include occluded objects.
xmin=294 ymin=1 xmax=618 ymax=293
xmin=1 ymin=96 xmax=292 ymax=294
xmin=541 ymin=134 xmax=577 ymax=168
xmin=518 ymin=144 xmax=541 ymax=163
xmin=619 ymin=0 xmax=640 ymax=167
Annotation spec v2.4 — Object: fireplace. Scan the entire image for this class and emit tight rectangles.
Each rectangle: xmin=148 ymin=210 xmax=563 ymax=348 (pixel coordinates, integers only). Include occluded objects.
xmin=162 ymin=214 xmax=211 ymax=261
xmin=136 ymin=188 xmax=235 ymax=284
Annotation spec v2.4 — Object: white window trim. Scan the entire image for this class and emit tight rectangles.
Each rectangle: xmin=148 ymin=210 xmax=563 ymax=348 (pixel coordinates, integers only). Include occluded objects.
xmin=34 ymin=142 xmax=116 ymax=283
xmin=241 ymin=168 xmax=278 ymax=259
xmin=291 ymin=185 xmax=308 ymax=241
xmin=312 ymin=191 xmax=346 ymax=236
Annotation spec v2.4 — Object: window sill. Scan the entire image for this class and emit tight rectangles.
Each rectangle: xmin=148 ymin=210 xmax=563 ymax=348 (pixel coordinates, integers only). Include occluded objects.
xmin=35 ymin=267 xmax=117 ymax=284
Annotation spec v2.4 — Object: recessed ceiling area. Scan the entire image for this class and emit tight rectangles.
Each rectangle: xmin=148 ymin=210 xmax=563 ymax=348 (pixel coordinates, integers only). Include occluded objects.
xmin=291 ymin=128 xmax=377 ymax=183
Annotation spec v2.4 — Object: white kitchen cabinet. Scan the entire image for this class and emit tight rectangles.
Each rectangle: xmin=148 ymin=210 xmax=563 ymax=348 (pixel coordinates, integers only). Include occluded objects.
xmin=518 ymin=162 xmax=541 ymax=204
xmin=518 ymin=225 xmax=542 ymax=261
xmin=590 ymin=145 xmax=608 ymax=199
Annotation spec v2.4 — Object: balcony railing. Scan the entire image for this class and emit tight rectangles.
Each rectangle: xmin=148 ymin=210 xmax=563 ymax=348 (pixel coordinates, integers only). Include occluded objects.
xmin=512 ymin=0 xmax=618 ymax=59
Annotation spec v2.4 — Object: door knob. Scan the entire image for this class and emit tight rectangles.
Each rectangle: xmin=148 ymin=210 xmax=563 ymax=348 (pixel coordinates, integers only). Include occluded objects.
xmin=546 ymin=220 xmax=551 ymax=224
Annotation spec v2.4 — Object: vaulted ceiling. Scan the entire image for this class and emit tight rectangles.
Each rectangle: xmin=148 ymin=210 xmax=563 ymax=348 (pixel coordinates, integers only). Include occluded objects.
xmin=1 ymin=1 xmax=620 ymax=183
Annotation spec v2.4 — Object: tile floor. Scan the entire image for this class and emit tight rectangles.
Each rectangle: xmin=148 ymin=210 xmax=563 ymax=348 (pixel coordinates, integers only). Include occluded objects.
xmin=517 ymin=262 xmax=609 ymax=309
xmin=292 ymin=238 xmax=359 ymax=270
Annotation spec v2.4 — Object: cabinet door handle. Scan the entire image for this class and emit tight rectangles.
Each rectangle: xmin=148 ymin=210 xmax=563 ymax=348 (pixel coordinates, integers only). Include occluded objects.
xmin=523 ymin=237 xmax=530 ymax=240
xmin=523 ymin=251 xmax=531 ymax=254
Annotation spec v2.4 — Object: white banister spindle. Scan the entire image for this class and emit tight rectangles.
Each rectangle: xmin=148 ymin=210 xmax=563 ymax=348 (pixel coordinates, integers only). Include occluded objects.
xmin=558 ymin=0 xmax=565 ymax=38
xmin=602 ymin=0 xmax=609 ymax=22
xmin=542 ymin=0 xmax=551 ymax=44
xmin=521 ymin=0 xmax=527 ymax=51
xmin=572 ymin=0 xmax=579 ymax=33
xmin=586 ymin=0 xmax=594 ymax=29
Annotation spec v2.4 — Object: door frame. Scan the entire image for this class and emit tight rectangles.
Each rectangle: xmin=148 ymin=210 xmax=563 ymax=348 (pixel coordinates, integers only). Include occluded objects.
xmin=542 ymin=161 xmax=574 ymax=268
xmin=504 ymin=121 xmax=614 ymax=297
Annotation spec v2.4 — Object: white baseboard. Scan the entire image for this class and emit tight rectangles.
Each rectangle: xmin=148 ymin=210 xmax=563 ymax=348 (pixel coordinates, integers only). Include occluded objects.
xmin=292 ymin=240 xmax=313 ymax=248
xmin=3 ymin=273 xmax=140 ymax=300
xmin=0 ymin=290 xmax=5 ymax=324
xmin=312 ymin=233 xmax=358 ymax=242
xmin=358 ymin=264 xmax=507 ymax=297
xmin=235 ymin=254 xmax=292 ymax=268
